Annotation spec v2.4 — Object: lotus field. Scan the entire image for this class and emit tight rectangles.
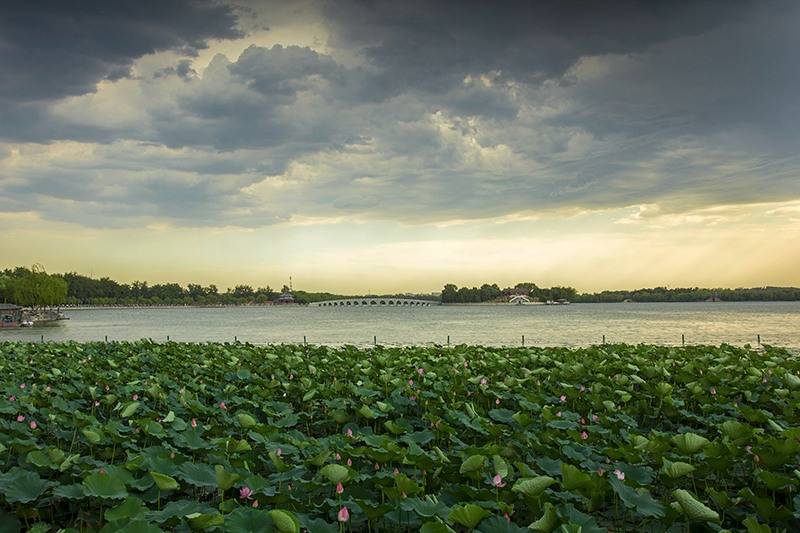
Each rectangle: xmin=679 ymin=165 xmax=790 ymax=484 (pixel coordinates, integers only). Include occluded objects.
xmin=1 ymin=342 xmax=799 ymax=532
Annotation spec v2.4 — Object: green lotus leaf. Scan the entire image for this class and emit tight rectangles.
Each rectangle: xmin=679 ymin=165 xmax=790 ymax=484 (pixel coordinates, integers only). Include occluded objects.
xmin=609 ymin=477 xmax=666 ymax=518
xmin=528 ymin=502 xmax=558 ymax=532
xmin=149 ymin=471 xmax=179 ymax=491
xmin=672 ymin=489 xmax=720 ymax=522
xmin=459 ymin=454 xmax=486 ymax=474
xmin=222 ymin=507 xmax=274 ymax=532
xmin=395 ymin=473 xmax=421 ymax=496
xmin=403 ymin=496 xmax=450 ymax=519
xmin=83 ymin=471 xmax=128 ymax=499
xmin=187 ymin=512 xmax=225 ymax=529
xmin=672 ymin=433 xmax=711 ymax=454
xmin=475 ymin=516 xmax=528 ymax=532
xmin=109 ymin=520 xmax=164 ymax=532
xmin=448 ymin=503 xmax=491 ymax=529
xmin=236 ymin=413 xmax=258 ymax=428
xmin=105 ymin=496 xmax=147 ymax=523
xmin=82 ymin=428 xmax=102 ymax=444
xmin=53 ymin=483 xmax=86 ymax=499
xmin=420 ymin=521 xmax=456 ymax=533
xmin=215 ymin=465 xmax=241 ymax=491
xmin=177 ymin=462 xmax=217 ymax=488
xmin=742 ymin=516 xmax=773 ymax=533
xmin=661 ymin=458 xmax=695 ymax=478
xmin=512 ymin=476 xmax=556 ymax=497
xmin=268 ymin=509 xmax=300 ymax=533
xmin=121 ymin=401 xmax=140 ymax=418
xmin=319 ymin=464 xmax=349 ymax=484
xmin=783 ymin=373 xmax=800 ymax=389
xmin=0 ymin=467 xmax=50 ymax=504
xmin=720 ymin=420 xmax=751 ymax=442
xmin=560 ymin=463 xmax=591 ymax=491
xmin=493 ymin=455 xmax=509 ymax=477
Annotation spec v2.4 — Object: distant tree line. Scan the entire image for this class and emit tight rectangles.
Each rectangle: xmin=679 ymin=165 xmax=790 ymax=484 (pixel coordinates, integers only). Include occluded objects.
xmin=441 ymin=282 xmax=800 ymax=303
xmin=574 ymin=286 xmax=800 ymax=303
xmin=0 ymin=266 xmax=438 ymax=306
xmin=440 ymin=282 xmax=578 ymax=303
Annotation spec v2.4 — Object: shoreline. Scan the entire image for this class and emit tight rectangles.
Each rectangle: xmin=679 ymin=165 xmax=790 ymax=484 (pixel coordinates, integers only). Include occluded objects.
xmin=57 ymin=299 xmax=800 ymax=310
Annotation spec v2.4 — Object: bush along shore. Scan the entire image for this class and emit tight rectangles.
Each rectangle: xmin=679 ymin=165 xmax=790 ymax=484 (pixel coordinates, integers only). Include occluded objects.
xmin=0 ymin=342 xmax=799 ymax=531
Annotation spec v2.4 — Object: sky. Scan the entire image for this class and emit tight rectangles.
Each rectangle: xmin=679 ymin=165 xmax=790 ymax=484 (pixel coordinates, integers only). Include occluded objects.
xmin=1 ymin=0 xmax=799 ymax=293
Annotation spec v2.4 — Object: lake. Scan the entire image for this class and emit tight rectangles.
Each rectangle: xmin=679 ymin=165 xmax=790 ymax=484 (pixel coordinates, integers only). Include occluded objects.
xmin=1 ymin=301 xmax=799 ymax=347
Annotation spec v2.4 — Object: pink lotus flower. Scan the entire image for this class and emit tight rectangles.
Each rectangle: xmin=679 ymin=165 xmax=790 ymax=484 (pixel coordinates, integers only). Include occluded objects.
xmin=374 ymin=463 xmax=380 ymax=470
xmin=710 ymin=387 xmax=717 ymax=396
xmin=613 ymin=469 xmax=625 ymax=480
xmin=492 ymin=474 xmax=506 ymax=488
xmin=579 ymin=385 xmax=586 ymax=393
xmin=556 ymin=411 xmax=562 ymax=417
xmin=29 ymin=420 xmax=37 ymax=430
xmin=464 ymin=361 xmax=468 ymax=368
xmin=559 ymin=394 xmax=567 ymax=403
xmin=346 ymin=458 xmax=352 ymax=467
xmin=19 ymin=383 xmax=26 ymax=390
xmin=495 ymin=398 xmax=500 ymax=405
xmin=408 ymin=379 xmax=414 ymax=386
xmin=191 ymin=418 xmax=197 ymax=428
xmin=580 ymin=417 xmax=586 ymax=425
xmin=338 ymin=506 xmax=349 ymax=522
xmin=345 ymin=428 xmax=353 ymax=438
xmin=417 ymin=367 xmax=425 ymax=376
xmin=480 ymin=378 xmax=488 ymax=386
xmin=504 ymin=512 xmax=511 ymax=522
xmin=8 ymin=395 xmax=15 ymax=402
xmin=581 ymin=431 xmax=589 ymax=440
xmin=335 ymin=453 xmax=341 ymax=461
xmin=94 ymin=400 xmax=100 ymax=407
xmin=132 ymin=393 xmax=138 ymax=401
xmin=592 ymin=414 xmax=599 ymax=422
xmin=219 ymin=401 xmax=226 ymax=410
xmin=252 ymin=500 xmax=259 ymax=508
xmin=336 ymin=481 xmax=344 ymax=494
xmin=393 ymin=468 xmax=400 ymax=476
xmin=596 ymin=467 xmax=605 ymax=477
xmin=16 ymin=415 xmax=25 ymax=422
xmin=239 ymin=486 xmax=252 ymax=500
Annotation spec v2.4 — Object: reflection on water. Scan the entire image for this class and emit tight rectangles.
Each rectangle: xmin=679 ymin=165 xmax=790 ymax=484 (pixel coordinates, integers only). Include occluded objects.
xmin=1 ymin=302 xmax=799 ymax=347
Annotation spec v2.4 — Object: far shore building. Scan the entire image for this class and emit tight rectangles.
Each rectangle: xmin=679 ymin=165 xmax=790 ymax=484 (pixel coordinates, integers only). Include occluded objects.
xmin=276 ymin=290 xmax=295 ymax=304
xmin=0 ymin=303 xmax=22 ymax=328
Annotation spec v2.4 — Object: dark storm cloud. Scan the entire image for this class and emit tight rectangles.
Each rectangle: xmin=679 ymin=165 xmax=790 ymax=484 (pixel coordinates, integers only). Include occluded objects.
xmin=2 ymin=0 xmax=799 ymax=229
xmin=322 ymin=0 xmax=747 ymax=95
xmin=0 ymin=0 xmax=241 ymax=104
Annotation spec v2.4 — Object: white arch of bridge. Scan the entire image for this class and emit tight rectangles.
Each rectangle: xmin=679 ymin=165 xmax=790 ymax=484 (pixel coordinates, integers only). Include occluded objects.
xmin=314 ymin=298 xmax=435 ymax=307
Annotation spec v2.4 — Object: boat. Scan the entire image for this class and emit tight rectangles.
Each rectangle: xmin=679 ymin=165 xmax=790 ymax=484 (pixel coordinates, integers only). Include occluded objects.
xmin=545 ymin=299 xmax=571 ymax=305
xmin=20 ymin=320 xmax=34 ymax=327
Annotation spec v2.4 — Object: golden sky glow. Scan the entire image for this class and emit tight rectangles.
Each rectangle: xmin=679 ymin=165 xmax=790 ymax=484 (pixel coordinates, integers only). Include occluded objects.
xmin=2 ymin=1 xmax=799 ymax=292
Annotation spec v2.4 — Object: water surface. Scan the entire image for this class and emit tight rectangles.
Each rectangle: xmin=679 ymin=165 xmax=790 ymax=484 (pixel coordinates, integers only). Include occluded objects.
xmin=1 ymin=302 xmax=798 ymax=347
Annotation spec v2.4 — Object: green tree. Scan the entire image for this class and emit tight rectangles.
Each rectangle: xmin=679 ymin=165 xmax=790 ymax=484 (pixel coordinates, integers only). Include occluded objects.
xmin=10 ymin=265 xmax=68 ymax=308
xmin=441 ymin=284 xmax=458 ymax=303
